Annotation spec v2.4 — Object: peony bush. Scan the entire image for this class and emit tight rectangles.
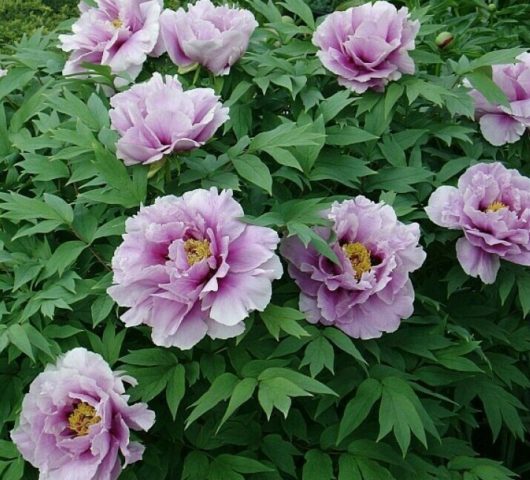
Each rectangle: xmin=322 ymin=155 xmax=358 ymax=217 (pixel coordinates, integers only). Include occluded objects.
xmin=1 ymin=0 xmax=530 ymax=479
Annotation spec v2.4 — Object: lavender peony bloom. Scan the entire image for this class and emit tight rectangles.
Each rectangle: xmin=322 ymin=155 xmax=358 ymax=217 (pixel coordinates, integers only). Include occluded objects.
xmin=108 ymin=188 xmax=283 ymax=349
xmin=426 ymin=162 xmax=530 ymax=284
xmin=109 ymin=73 xmax=229 ymax=165
xmin=10 ymin=348 xmax=155 ymax=480
xmin=281 ymin=196 xmax=426 ymax=339
xmin=153 ymin=0 xmax=258 ymax=75
xmin=312 ymin=1 xmax=420 ymax=93
xmin=468 ymin=53 xmax=530 ymax=146
xmin=58 ymin=0 xmax=162 ymax=84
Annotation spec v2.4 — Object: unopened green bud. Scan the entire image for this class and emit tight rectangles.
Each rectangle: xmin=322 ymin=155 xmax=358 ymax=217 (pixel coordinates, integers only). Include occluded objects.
xmin=435 ymin=31 xmax=454 ymax=49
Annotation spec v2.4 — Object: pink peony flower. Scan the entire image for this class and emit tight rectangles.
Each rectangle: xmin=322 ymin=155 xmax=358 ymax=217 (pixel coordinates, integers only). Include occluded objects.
xmin=426 ymin=162 xmax=530 ymax=284
xmin=10 ymin=348 xmax=155 ymax=480
xmin=108 ymin=188 xmax=283 ymax=349
xmin=109 ymin=73 xmax=229 ymax=165
xmin=58 ymin=0 xmax=162 ymax=84
xmin=312 ymin=0 xmax=420 ymax=93
xmin=281 ymin=196 xmax=426 ymax=339
xmin=153 ymin=0 xmax=258 ymax=75
xmin=468 ymin=53 xmax=530 ymax=146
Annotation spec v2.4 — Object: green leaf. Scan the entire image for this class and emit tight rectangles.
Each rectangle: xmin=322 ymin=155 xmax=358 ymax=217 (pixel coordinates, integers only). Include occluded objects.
xmin=337 ymin=378 xmax=382 ymax=443
xmin=261 ymin=304 xmax=310 ymax=340
xmin=310 ymin=153 xmax=375 ymax=187
xmin=466 ymin=69 xmax=510 ymax=108
xmin=364 ymin=166 xmax=433 ymax=193
xmin=43 ymin=193 xmax=74 ymax=224
xmin=323 ymin=328 xmax=367 ymax=365
xmin=296 ymin=114 xmax=326 ymax=172
xmin=258 ymin=377 xmax=311 ymax=419
xmin=7 ymin=324 xmax=34 ymax=360
xmin=319 ymin=90 xmax=355 ymax=123
xmin=250 ymin=123 xmax=323 ymax=151
xmin=121 ymin=348 xmax=177 ymax=367
xmin=279 ymin=0 xmax=314 ymax=27
xmin=356 ymin=458 xmax=395 ymax=480
xmin=287 ymin=223 xmax=339 ymax=265
xmin=301 ymin=336 xmax=334 ymax=376
xmin=262 ymin=434 xmax=299 ymax=476
xmin=3 ymin=457 xmax=24 ymax=480
xmin=377 ymin=377 xmax=429 ymax=455
xmin=0 ymin=68 xmax=35 ymax=101
xmin=325 ymin=125 xmax=378 ymax=146
xmin=303 ymin=450 xmax=333 ymax=480
xmin=338 ymin=454 xmax=362 ymax=480
xmin=218 ymin=378 xmax=257 ymax=429
xmin=0 ymin=192 xmax=70 ymax=224
xmin=44 ymin=241 xmax=86 ymax=277
xmin=182 ymin=451 xmax=210 ymax=480
xmin=186 ymin=373 xmax=238 ymax=427
xmin=264 ymin=147 xmax=303 ymax=171
xmin=9 ymin=81 xmax=51 ymax=132
xmin=166 ymin=364 xmax=186 ymax=420
xmin=216 ymin=455 xmax=273 ymax=474
xmin=469 ymin=48 xmax=527 ymax=70
xmin=232 ymin=154 xmax=272 ymax=194
xmin=259 ymin=367 xmax=337 ymax=396
xmin=517 ymin=272 xmax=530 ymax=317
xmin=91 ymin=295 xmax=115 ymax=327
xmin=384 ymin=83 xmax=404 ymax=118
xmin=0 ymin=441 xmax=18 ymax=459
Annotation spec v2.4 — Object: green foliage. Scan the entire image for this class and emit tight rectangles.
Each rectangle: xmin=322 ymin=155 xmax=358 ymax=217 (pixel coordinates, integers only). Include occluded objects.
xmin=0 ymin=0 xmax=77 ymax=53
xmin=1 ymin=0 xmax=530 ymax=479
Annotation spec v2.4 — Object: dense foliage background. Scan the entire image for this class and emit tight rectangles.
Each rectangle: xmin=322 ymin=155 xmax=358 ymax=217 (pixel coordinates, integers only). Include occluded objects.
xmin=1 ymin=0 xmax=530 ymax=479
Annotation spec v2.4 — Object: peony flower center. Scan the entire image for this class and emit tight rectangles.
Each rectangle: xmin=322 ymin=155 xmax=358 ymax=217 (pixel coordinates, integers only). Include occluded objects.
xmin=68 ymin=402 xmax=101 ymax=437
xmin=485 ymin=200 xmax=507 ymax=213
xmin=342 ymin=242 xmax=372 ymax=279
xmin=111 ymin=18 xmax=123 ymax=29
xmin=184 ymin=239 xmax=211 ymax=266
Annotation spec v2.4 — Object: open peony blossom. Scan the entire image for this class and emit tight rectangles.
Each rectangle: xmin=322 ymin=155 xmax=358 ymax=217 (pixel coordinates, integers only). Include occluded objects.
xmin=426 ymin=162 xmax=530 ymax=284
xmin=11 ymin=348 xmax=155 ymax=480
xmin=468 ymin=53 xmax=530 ymax=146
xmin=58 ymin=0 xmax=162 ymax=84
xmin=312 ymin=0 xmax=420 ymax=93
xmin=153 ymin=0 xmax=258 ymax=75
xmin=108 ymin=188 xmax=283 ymax=349
xmin=281 ymin=196 xmax=426 ymax=339
xmin=109 ymin=73 xmax=229 ymax=165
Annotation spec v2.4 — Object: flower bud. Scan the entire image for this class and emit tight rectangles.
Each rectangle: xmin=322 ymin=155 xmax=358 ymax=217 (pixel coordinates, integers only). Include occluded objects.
xmin=435 ymin=31 xmax=454 ymax=49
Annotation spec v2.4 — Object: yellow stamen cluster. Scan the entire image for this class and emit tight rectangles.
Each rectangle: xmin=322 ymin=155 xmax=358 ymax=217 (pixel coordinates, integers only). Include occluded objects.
xmin=111 ymin=19 xmax=123 ymax=28
xmin=342 ymin=242 xmax=372 ymax=280
xmin=485 ymin=201 xmax=507 ymax=213
xmin=184 ymin=239 xmax=211 ymax=266
xmin=68 ymin=402 xmax=101 ymax=437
